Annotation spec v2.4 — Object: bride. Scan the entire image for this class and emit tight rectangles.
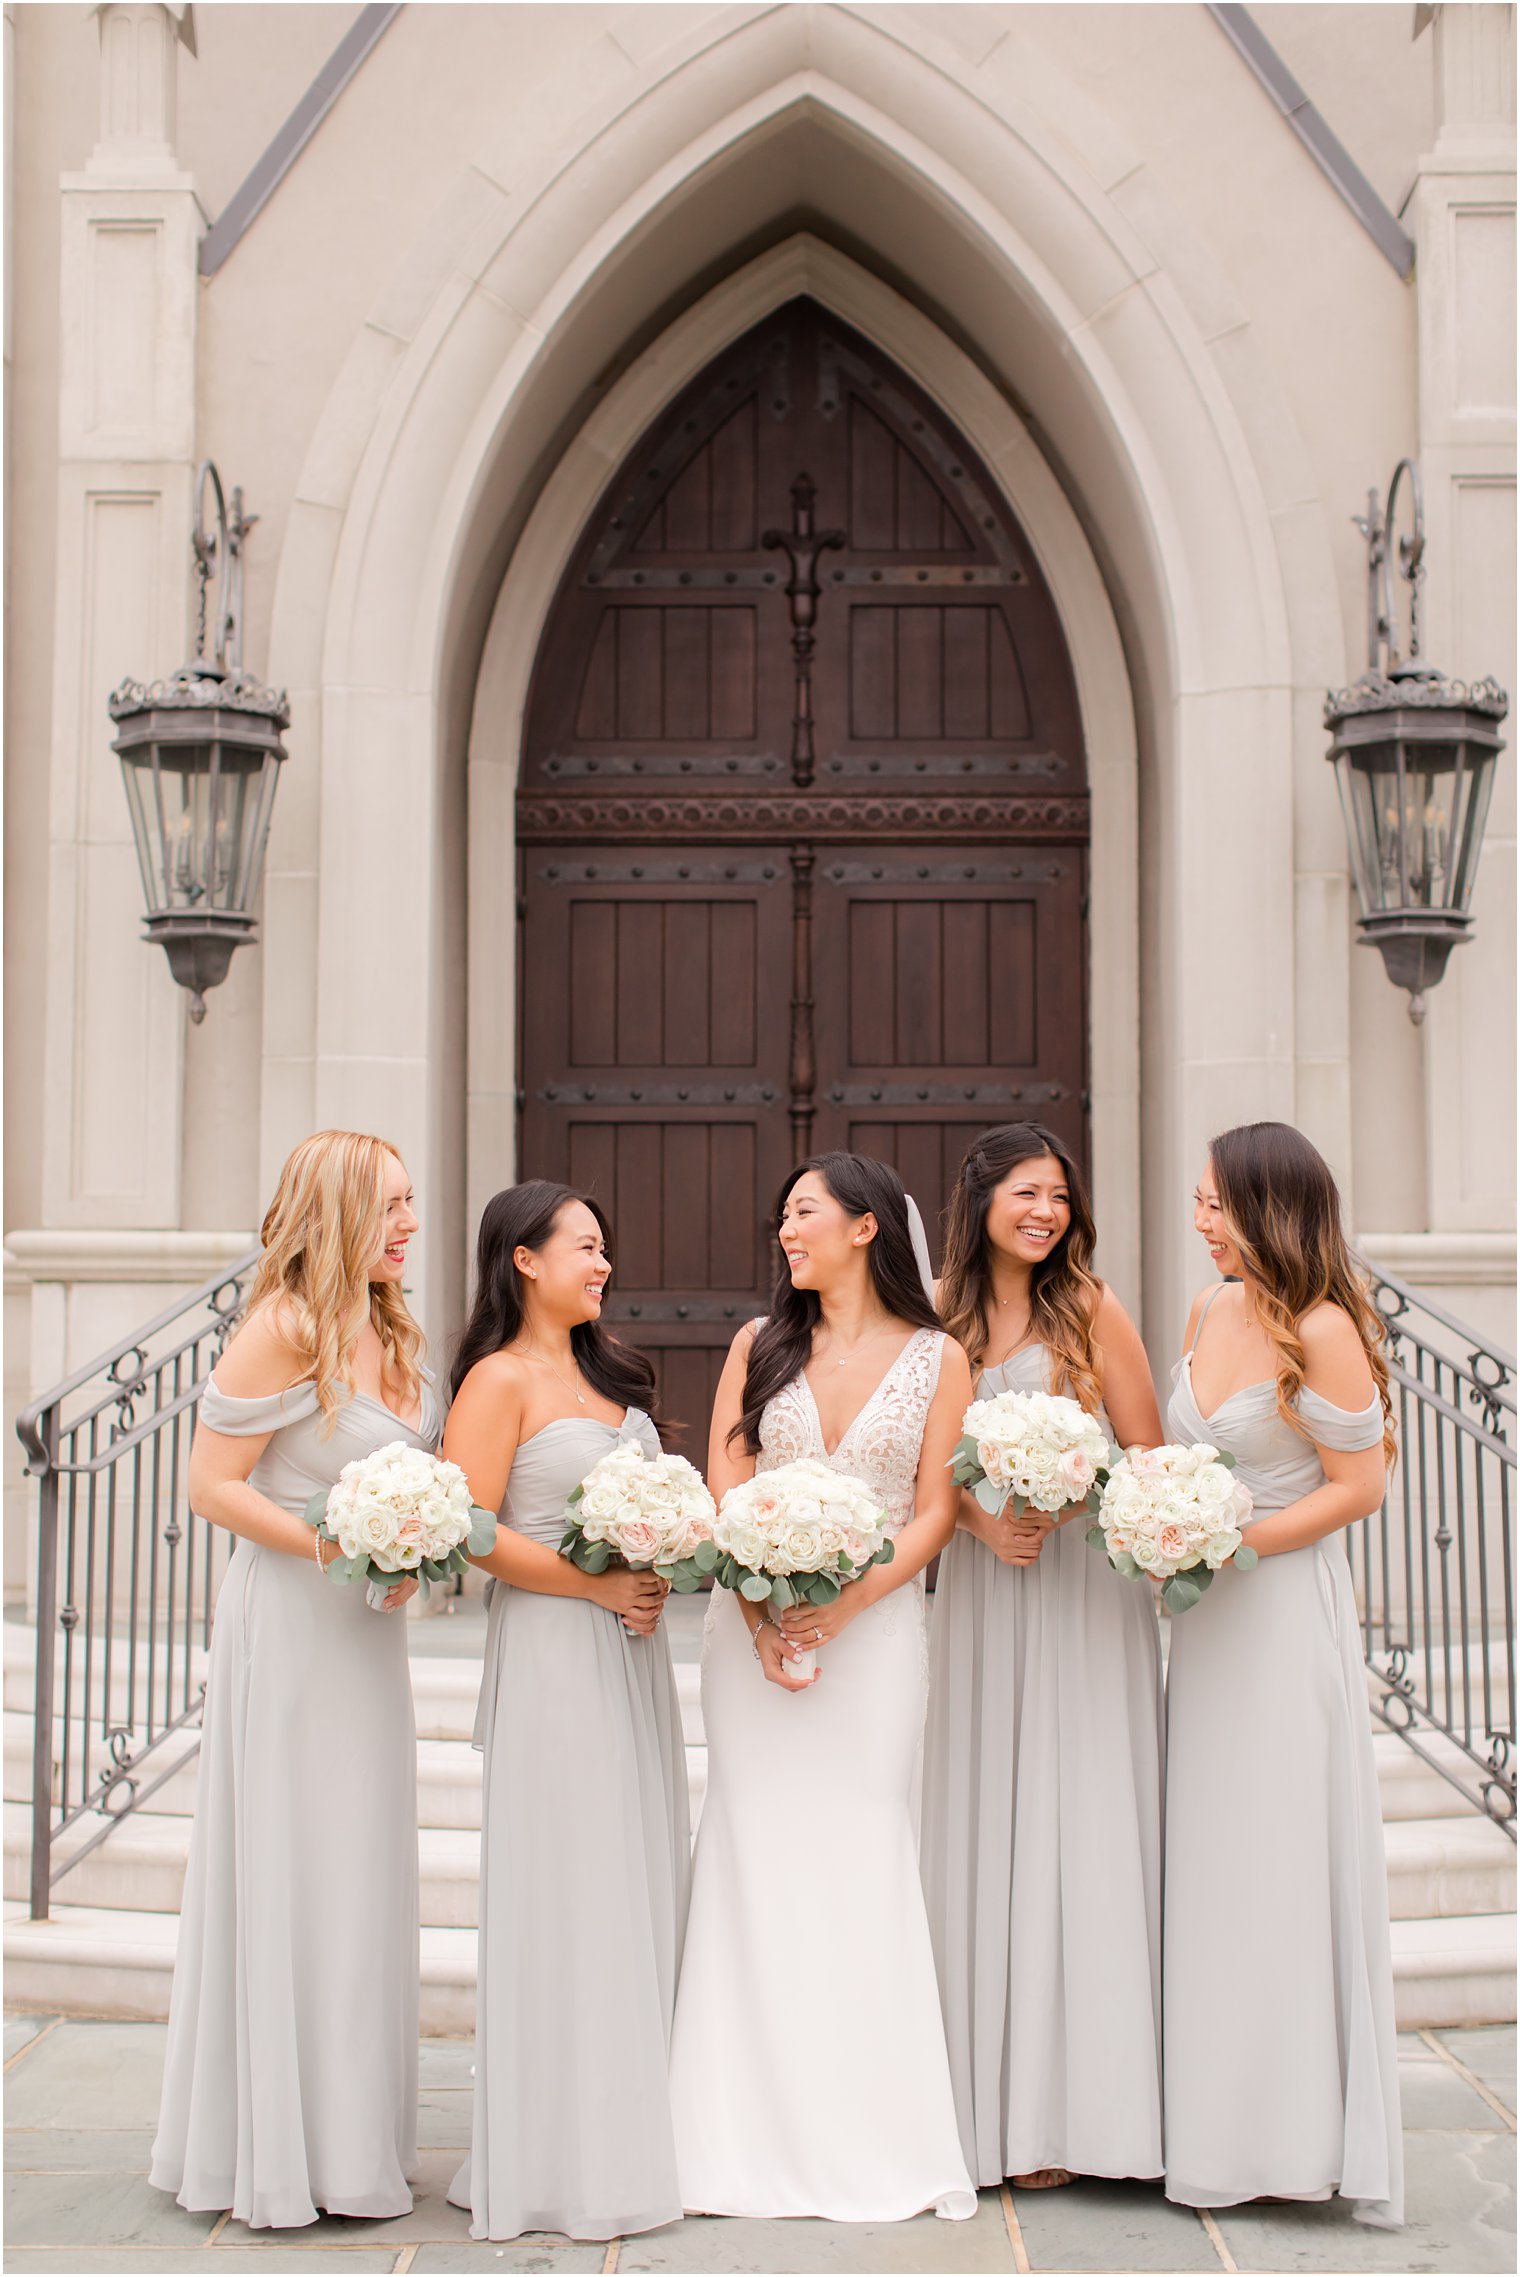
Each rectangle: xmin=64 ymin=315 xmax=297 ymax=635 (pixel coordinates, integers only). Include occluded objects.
xmin=668 ymin=1153 xmax=976 ymax=2222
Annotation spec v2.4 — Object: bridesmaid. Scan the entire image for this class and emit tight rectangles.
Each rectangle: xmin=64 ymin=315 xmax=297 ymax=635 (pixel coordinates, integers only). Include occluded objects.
xmin=151 ymin=1131 xmax=436 ymax=2228
xmin=1165 ymin=1121 xmax=1401 ymax=2226
xmin=923 ymin=1122 xmax=1165 ymax=2191
xmin=444 ymin=1181 xmax=689 ymax=2243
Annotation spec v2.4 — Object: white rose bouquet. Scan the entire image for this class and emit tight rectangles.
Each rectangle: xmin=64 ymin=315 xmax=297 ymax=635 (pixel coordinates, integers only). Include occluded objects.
xmin=950 ymin=1387 xmax=1113 ymax=1521
xmin=1087 ymin=1441 xmax=1257 ymax=1614
xmin=711 ymin=1457 xmax=895 ymax=1683
xmin=559 ymin=1442 xmax=717 ymax=1589
xmin=303 ymin=1440 xmax=498 ymax=1612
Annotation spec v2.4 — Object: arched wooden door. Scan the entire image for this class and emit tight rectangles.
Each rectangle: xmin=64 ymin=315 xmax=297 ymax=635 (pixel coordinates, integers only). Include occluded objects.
xmin=518 ymin=300 xmax=1088 ymax=1422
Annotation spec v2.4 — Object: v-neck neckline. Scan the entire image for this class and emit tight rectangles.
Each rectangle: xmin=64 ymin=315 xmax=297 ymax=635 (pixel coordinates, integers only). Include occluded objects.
xmin=801 ymin=1330 xmax=927 ymax=1460
xmin=1182 ymin=1349 xmax=1272 ymax=1428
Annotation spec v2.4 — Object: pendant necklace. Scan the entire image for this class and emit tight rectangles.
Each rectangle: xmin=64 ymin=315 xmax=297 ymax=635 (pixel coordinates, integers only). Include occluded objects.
xmin=524 ymin=1345 xmax=586 ymax=1405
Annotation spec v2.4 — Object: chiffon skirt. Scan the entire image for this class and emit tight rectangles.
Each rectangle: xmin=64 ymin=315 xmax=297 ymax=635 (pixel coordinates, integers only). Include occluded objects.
xmin=150 ymin=1540 xmax=420 ymax=2228
xmin=922 ymin=1521 xmax=1165 ymax=2183
xmin=449 ymin=1581 xmax=690 ymax=2241
xmin=1163 ymin=1539 xmax=1403 ymax=2227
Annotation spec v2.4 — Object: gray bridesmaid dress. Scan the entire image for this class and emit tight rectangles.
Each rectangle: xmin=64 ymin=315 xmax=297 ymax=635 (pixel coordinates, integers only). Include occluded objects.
xmin=150 ymin=1371 xmax=440 ymax=2229
xmin=922 ymin=1342 xmax=1165 ymax=2185
xmin=449 ymin=1409 xmax=690 ymax=2242
xmin=1164 ymin=1293 xmax=1402 ymax=2227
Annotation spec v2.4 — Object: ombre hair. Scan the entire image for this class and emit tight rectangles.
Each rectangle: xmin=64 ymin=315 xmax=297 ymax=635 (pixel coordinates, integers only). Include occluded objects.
xmin=938 ymin=1122 xmax=1104 ymax=1410
xmin=1208 ymin=1122 xmax=1395 ymax=1466
xmin=243 ymin=1130 xmax=425 ymax=1430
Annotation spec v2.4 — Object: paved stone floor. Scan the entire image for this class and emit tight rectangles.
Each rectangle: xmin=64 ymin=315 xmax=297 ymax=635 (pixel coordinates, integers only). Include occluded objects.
xmin=2 ymin=2014 xmax=1514 ymax=2275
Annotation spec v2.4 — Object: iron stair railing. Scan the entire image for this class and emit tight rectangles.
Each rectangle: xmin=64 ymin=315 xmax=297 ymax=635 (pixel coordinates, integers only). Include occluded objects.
xmin=15 ymin=1249 xmax=260 ymax=1917
xmin=1354 ymin=1258 xmax=1516 ymax=1837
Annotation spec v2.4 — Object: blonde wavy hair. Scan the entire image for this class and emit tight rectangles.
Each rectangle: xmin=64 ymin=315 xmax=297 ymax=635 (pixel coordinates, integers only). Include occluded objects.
xmin=1209 ymin=1122 xmax=1396 ymax=1467
xmin=244 ymin=1130 xmax=425 ymax=1429
xmin=938 ymin=1123 xmax=1105 ymax=1412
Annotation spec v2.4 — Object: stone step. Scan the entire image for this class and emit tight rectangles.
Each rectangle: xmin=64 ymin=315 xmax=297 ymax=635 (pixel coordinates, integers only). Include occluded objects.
xmin=1390 ymin=1911 xmax=1517 ymax=2030
xmin=7 ymin=1894 xmax=1510 ymax=2033
xmin=1 ymin=1901 xmax=478 ymax=2037
xmin=1382 ymin=1813 xmax=1515 ymax=1920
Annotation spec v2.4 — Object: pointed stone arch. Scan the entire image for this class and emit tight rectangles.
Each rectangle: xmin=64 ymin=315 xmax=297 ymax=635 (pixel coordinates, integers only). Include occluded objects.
xmin=263 ymin=6 xmax=1343 ymax=1340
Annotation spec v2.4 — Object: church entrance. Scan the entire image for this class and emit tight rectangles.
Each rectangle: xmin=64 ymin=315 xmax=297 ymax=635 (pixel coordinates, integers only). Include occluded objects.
xmin=517 ymin=298 xmax=1089 ymax=1419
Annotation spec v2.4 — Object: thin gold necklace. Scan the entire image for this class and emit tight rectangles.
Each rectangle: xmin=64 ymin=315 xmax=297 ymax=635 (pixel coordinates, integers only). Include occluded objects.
xmin=819 ymin=1319 xmax=898 ymax=1371
xmin=521 ymin=1343 xmax=586 ymax=1406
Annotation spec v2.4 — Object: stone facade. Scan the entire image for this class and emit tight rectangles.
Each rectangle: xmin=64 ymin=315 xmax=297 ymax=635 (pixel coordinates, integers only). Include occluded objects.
xmin=4 ymin=1 xmax=1515 ymax=1600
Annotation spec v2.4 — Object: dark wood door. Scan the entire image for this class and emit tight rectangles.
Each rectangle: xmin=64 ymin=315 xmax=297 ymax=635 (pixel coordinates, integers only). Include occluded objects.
xmin=519 ymin=300 xmax=1088 ymax=1428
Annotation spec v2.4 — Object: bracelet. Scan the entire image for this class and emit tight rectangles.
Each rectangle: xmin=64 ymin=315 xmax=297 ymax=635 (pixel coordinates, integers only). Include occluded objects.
xmin=314 ymin=1526 xmax=326 ymax=1573
xmin=750 ymin=1613 xmax=771 ymax=1663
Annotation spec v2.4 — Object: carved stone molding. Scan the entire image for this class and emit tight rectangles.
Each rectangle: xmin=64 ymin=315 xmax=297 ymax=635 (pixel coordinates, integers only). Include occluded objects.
xmin=516 ymin=790 xmax=1091 ymax=844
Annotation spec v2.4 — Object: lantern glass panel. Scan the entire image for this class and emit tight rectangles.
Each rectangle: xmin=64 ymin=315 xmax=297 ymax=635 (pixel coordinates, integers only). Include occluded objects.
xmin=1338 ymin=743 xmax=1407 ymax=916
xmin=1447 ymin=740 xmax=1498 ymax=914
xmin=119 ymin=745 xmax=169 ymax=913
xmin=1398 ymin=741 xmax=1460 ymax=910
xmin=206 ymin=745 xmax=262 ymax=912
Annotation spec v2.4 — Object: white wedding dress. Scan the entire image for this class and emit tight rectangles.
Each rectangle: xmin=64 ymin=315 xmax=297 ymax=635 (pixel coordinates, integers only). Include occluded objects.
xmin=668 ymin=1327 xmax=976 ymax=2222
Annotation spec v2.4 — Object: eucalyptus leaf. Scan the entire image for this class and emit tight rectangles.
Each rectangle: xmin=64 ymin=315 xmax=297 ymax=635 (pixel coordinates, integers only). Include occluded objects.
xmin=694 ymin=1539 xmax=721 ymax=1574
xmin=1215 ymin=1450 xmax=1238 ymax=1470
xmin=1163 ymin=1574 xmax=1202 ymax=1613
xmin=671 ymin=1572 xmax=703 ymax=1593
xmin=876 ymin=1538 xmax=895 ymax=1567
xmin=973 ymin=1479 xmax=1005 ymax=1514
xmin=1233 ymin=1543 xmax=1259 ymax=1571
xmin=1112 ymin=1550 xmax=1141 ymax=1578
xmin=1086 ymin=1524 xmax=1107 ymax=1550
xmin=304 ymin=1490 xmax=329 ymax=1526
xmin=739 ymin=1573 xmax=771 ymax=1602
xmin=769 ymin=1575 xmax=796 ymax=1609
xmin=566 ymin=1483 xmax=586 ymax=1507
xmin=582 ymin=1542 xmax=612 ymax=1575
xmin=327 ymin=1557 xmax=355 ymax=1584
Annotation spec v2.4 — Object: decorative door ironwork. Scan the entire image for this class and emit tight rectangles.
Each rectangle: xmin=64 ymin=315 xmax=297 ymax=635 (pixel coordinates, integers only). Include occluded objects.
xmin=519 ymin=299 xmax=1089 ymax=1425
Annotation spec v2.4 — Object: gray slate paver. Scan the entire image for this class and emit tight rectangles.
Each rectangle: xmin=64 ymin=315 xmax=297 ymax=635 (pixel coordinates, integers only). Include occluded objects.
xmin=1212 ymin=2126 xmax=1517 ymax=2272
xmin=1007 ymin=2180 xmax=1217 ymax=2272
xmin=417 ymin=2086 xmax=473 ymax=2149
xmin=4 ymin=2013 xmax=58 ymax=2063
xmin=3 ymin=2257 xmax=399 ymax=2273
xmin=1434 ymin=2024 xmax=1516 ymax=2113
xmin=1396 ymin=2046 xmax=1507 ymax=2130
xmin=411 ymin=2248 xmax=607 ymax=2272
xmin=619 ymin=2192 xmax=1014 ymax=2271
xmin=6 ymin=2127 xmax=158 ymax=2171
xmin=5 ymin=2019 xmax=166 ymax=2129
xmin=3 ymin=2168 xmax=211 ymax=2251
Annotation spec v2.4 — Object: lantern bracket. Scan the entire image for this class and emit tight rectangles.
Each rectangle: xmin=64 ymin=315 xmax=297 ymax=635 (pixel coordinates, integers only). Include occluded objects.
xmin=191 ymin=460 xmax=257 ymax=679
xmin=1355 ymin=456 xmax=1426 ymax=678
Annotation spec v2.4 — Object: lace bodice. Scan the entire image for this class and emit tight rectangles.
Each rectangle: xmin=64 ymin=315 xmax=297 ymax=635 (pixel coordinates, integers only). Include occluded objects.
xmin=757 ymin=1328 xmax=946 ymax=1535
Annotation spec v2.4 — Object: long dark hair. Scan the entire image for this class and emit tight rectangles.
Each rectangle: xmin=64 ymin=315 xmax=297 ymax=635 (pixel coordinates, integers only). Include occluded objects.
xmin=733 ymin=1152 xmax=940 ymax=1454
xmin=450 ymin=1180 xmax=667 ymax=1433
xmin=938 ymin=1122 xmax=1104 ymax=1404
xmin=1209 ymin=1122 xmax=1395 ymax=1465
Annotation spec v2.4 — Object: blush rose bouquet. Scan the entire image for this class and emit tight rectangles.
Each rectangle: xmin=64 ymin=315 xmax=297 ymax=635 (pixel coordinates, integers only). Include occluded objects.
xmin=1088 ymin=1440 xmax=1256 ymax=1614
xmin=558 ymin=1442 xmax=716 ymax=1588
xmin=709 ymin=1457 xmax=895 ymax=1684
xmin=303 ymin=1441 xmax=498 ymax=1611
xmin=950 ymin=1386 xmax=1113 ymax=1521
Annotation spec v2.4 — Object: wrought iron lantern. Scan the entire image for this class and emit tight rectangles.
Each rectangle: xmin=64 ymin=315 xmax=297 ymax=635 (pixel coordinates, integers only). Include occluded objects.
xmin=1325 ymin=459 xmax=1508 ymax=1022
xmin=109 ymin=464 xmax=289 ymax=1021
